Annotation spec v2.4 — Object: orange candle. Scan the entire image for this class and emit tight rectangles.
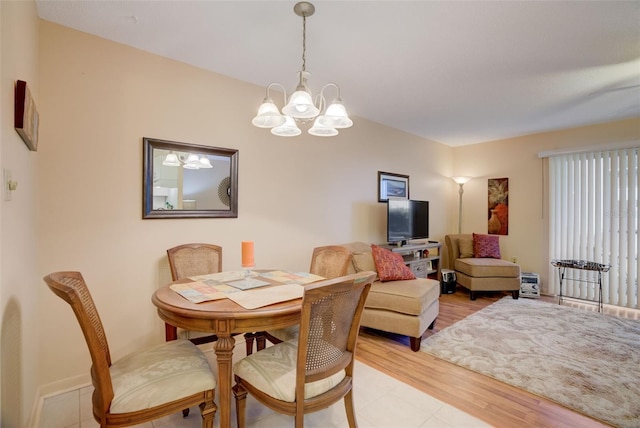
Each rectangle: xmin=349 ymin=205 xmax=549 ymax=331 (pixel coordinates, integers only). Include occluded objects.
xmin=241 ymin=241 xmax=255 ymax=268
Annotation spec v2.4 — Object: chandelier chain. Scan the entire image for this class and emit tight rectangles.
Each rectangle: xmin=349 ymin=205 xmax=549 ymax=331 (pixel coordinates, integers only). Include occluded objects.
xmin=301 ymin=14 xmax=306 ymax=72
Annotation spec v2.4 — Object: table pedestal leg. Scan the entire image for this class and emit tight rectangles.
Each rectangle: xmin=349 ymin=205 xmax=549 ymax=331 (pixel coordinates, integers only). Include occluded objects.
xmin=214 ymin=334 xmax=235 ymax=428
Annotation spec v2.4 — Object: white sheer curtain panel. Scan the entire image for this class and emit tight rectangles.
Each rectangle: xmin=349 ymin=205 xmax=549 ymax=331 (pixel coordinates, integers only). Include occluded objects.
xmin=549 ymin=148 xmax=639 ymax=309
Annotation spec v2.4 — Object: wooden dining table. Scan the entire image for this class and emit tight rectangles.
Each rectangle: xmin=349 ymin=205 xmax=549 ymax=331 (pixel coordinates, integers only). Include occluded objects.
xmin=151 ymin=272 xmax=304 ymax=428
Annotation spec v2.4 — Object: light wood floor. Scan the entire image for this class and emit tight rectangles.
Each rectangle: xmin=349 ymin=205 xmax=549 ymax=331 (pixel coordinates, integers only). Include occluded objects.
xmin=356 ymin=287 xmax=611 ymax=428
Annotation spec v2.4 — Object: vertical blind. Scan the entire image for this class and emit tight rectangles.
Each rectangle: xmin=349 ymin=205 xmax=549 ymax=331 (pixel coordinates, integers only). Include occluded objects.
xmin=549 ymin=148 xmax=639 ymax=309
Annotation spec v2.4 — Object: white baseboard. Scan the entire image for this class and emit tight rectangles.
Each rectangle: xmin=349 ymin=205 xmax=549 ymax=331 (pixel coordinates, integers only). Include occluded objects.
xmin=28 ymin=373 xmax=90 ymax=428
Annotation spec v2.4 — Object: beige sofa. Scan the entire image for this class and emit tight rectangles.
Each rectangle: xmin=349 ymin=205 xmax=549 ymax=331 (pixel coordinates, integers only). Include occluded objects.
xmin=444 ymin=234 xmax=521 ymax=300
xmin=338 ymin=242 xmax=440 ymax=351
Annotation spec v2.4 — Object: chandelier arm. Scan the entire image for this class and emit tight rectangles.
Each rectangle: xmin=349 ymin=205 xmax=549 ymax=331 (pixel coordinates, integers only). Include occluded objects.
xmin=313 ymin=93 xmax=326 ymax=113
xmin=319 ymin=83 xmax=341 ymax=102
xmin=266 ymin=82 xmax=288 ymax=105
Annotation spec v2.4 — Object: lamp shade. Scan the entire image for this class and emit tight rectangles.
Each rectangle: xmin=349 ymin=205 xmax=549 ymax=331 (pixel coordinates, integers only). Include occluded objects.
xmin=308 ymin=117 xmax=338 ymax=137
xmin=317 ymin=99 xmax=353 ymax=128
xmin=271 ymin=116 xmax=302 ymax=137
xmin=163 ymin=152 xmax=180 ymax=167
xmin=452 ymin=176 xmax=472 ymax=185
xmin=282 ymin=90 xmax=320 ymax=119
xmin=199 ymin=156 xmax=213 ymax=168
xmin=252 ymin=100 xmax=286 ymax=128
xmin=183 ymin=154 xmax=201 ymax=169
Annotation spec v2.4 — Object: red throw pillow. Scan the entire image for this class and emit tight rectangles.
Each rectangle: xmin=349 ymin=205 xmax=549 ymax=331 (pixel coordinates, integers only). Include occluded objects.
xmin=473 ymin=233 xmax=501 ymax=258
xmin=371 ymin=244 xmax=416 ymax=282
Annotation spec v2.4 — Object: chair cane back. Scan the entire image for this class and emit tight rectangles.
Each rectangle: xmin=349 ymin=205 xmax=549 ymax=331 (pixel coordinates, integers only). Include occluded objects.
xmin=260 ymin=245 xmax=352 ymax=349
xmin=43 ymin=271 xmax=217 ymax=427
xmin=233 ymin=272 xmax=375 ymax=428
xmin=166 ymin=243 xmax=222 ymax=345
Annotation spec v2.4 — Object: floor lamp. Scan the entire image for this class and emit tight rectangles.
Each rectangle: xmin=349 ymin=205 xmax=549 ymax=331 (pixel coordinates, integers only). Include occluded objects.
xmin=452 ymin=177 xmax=472 ymax=234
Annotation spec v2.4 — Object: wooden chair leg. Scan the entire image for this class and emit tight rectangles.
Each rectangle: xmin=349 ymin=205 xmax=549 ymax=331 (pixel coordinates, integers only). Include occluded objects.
xmin=343 ymin=390 xmax=357 ymax=428
xmin=244 ymin=333 xmax=255 ymax=355
xmin=199 ymin=389 xmax=217 ymax=428
xmin=256 ymin=332 xmax=266 ymax=351
xmin=233 ymin=382 xmax=248 ymax=428
xmin=512 ymin=290 xmax=520 ymax=299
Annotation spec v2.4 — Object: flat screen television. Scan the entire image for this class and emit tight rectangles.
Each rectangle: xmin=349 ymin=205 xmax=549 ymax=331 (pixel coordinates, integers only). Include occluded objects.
xmin=387 ymin=198 xmax=429 ymax=245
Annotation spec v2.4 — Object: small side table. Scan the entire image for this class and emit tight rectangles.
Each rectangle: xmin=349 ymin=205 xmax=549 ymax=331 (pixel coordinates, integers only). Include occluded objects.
xmin=550 ymin=259 xmax=610 ymax=312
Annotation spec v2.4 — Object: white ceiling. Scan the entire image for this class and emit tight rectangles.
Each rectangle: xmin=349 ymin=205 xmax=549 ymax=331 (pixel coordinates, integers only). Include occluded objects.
xmin=36 ymin=0 xmax=640 ymax=146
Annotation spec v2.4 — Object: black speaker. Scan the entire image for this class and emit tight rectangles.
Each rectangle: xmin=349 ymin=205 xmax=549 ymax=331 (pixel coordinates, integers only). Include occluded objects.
xmin=441 ymin=269 xmax=456 ymax=294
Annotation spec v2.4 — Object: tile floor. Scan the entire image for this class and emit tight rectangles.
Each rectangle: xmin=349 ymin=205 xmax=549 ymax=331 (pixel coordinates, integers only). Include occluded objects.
xmin=38 ymin=340 xmax=490 ymax=428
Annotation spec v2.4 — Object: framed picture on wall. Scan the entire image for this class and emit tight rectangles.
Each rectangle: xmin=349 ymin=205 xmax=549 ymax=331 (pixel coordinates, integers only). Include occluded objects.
xmin=378 ymin=171 xmax=409 ymax=202
xmin=14 ymin=80 xmax=39 ymax=151
xmin=488 ymin=177 xmax=509 ymax=235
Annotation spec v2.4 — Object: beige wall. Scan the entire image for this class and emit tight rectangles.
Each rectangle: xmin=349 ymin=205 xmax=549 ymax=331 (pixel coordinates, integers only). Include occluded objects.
xmin=453 ymin=118 xmax=640 ymax=291
xmin=1 ymin=1 xmax=40 ymax=426
xmin=0 ymin=6 xmax=637 ymax=424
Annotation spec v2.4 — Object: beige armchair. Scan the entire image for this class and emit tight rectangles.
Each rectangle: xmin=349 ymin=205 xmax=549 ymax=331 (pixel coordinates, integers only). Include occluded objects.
xmin=444 ymin=234 xmax=521 ymax=300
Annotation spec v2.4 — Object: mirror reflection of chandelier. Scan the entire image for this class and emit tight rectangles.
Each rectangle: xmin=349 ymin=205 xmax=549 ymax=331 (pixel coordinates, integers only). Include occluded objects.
xmin=163 ymin=151 xmax=213 ymax=169
xmin=252 ymin=2 xmax=353 ymax=137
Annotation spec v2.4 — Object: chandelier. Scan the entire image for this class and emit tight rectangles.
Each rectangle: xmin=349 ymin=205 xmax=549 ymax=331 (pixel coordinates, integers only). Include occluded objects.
xmin=162 ymin=152 xmax=213 ymax=170
xmin=252 ymin=2 xmax=353 ymax=137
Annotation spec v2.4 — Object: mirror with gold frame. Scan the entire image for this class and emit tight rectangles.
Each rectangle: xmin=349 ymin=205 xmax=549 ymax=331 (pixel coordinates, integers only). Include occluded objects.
xmin=143 ymin=137 xmax=238 ymax=219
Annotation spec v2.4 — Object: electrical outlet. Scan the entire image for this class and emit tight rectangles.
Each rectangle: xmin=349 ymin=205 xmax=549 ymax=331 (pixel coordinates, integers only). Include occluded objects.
xmin=510 ymin=256 xmax=518 ymax=264
xmin=3 ymin=169 xmax=12 ymax=202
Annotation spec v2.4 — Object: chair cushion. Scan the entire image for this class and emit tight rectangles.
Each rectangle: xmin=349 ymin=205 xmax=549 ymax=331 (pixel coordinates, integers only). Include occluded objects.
xmin=233 ymin=340 xmax=345 ymax=402
xmin=455 ymin=258 xmax=520 ymax=278
xmin=473 ymin=233 xmax=501 ymax=259
xmin=371 ymin=245 xmax=416 ymax=282
xmin=109 ymin=339 xmax=215 ymax=413
xmin=339 ymin=242 xmax=376 ymax=274
xmin=364 ymin=278 xmax=439 ymax=316
xmin=458 ymin=237 xmax=474 ymax=258
xmin=266 ymin=325 xmax=300 ymax=342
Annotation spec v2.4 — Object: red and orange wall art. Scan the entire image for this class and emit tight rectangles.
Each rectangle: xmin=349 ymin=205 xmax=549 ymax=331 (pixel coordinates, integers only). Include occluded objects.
xmin=488 ymin=178 xmax=508 ymax=235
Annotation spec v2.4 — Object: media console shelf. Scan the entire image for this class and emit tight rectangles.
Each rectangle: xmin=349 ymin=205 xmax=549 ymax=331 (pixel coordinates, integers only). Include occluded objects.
xmin=382 ymin=242 xmax=442 ymax=280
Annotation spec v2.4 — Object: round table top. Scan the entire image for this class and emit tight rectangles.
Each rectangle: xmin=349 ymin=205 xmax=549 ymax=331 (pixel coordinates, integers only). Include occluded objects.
xmin=151 ymin=275 xmax=303 ymax=321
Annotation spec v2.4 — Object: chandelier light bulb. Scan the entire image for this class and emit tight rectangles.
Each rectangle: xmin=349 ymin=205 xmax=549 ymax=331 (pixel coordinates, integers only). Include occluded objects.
xmin=283 ymin=89 xmax=319 ymax=118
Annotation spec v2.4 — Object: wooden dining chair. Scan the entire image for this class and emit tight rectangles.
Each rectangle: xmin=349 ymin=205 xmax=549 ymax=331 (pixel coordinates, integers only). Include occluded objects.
xmin=166 ymin=243 xmax=222 ymax=346
xmin=259 ymin=245 xmax=352 ymax=349
xmin=166 ymin=243 xmax=258 ymax=355
xmin=43 ymin=271 xmax=217 ymax=427
xmin=232 ymin=272 xmax=376 ymax=428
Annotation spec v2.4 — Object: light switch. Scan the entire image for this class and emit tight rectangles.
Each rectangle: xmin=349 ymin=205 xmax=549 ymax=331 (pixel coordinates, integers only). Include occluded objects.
xmin=3 ymin=169 xmax=13 ymax=201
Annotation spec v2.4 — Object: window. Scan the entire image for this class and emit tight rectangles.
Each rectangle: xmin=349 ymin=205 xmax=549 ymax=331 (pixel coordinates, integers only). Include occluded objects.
xmin=549 ymin=148 xmax=638 ymax=309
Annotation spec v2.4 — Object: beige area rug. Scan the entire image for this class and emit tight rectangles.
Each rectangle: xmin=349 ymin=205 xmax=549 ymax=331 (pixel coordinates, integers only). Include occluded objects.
xmin=420 ymin=297 xmax=640 ymax=428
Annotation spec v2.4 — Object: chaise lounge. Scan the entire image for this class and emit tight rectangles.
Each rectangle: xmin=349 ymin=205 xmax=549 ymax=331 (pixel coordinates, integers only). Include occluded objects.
xmin=338 ymin=242 xmax=440 ymax=351
xmin=444 ymin=233 xmax=521 ymax=300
